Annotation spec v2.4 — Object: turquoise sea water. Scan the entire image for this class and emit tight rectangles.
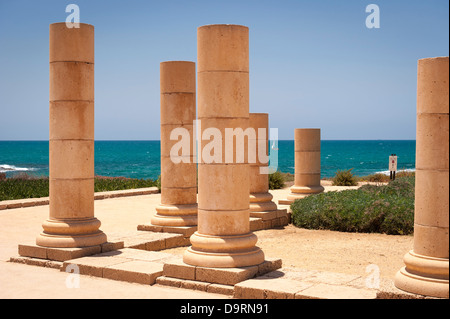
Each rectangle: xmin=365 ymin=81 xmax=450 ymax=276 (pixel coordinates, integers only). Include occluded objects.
xmin=0 ymin=140 xmax=415 ymax=180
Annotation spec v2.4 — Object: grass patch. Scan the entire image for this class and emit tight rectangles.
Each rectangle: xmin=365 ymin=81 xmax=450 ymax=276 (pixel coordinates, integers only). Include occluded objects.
xmin=0 ymin=174 xmax=159 ymax=201
xmin=291 ymin=176 xmax=415 ymax=235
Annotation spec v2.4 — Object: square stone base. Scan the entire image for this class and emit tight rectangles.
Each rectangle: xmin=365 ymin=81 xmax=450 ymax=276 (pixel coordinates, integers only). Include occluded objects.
xmin=60 ymin=248 xmax=176 ymax=285
xmin=137 ymin=224 xmax=197 ymax=238
xmin=162 ymin=256 xmax=282 ymax=286
xmin=278 ymin=199 xmax=293 ymax=205
xmin=250 ymin=209 xmax=290 ymax=231
xmin=112 ymin=230 xmax=191 ymax=251
xmin=18 ymin=241 xmax=124 ymax=262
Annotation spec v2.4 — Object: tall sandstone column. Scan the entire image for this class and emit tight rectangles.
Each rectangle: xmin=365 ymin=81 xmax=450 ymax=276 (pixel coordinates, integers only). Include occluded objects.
xmin=395 ymin=57 xmax=449 ymax=298
xmin=249 ymin=113 xmax=277 ymax=213
xmin=36 ymin=23 xmax=107 ymax=248
xmin=151 ymin=61 xmax=198 ymax=228
xmin=183 ymin=24 xmax=265 ymax=268
xmin=279 ymin=128 xmax=324 ymax=205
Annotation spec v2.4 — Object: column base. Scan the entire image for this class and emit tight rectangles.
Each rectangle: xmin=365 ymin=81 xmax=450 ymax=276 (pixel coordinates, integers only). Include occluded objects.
xmin=183 ymin=246 xmax=265 ymax=268
xmin=249 ymin=192 xmax=278 ymax=212
xmin=279 ymin=185 xmax=324 ymax=205
xmin=290 ymin=185 xmax=324 ymax=195
xmin=36 ymin=217 xmax=107 ymax=248
xmin=19 ymin=240 xmax=123 ymax=262
xmin=36 ymin=231 xmax=107 ymax=248
xmin=183 ymin=232 xmax=265 ymax=268
xmin=151 ymin=203 xmax=198 ymax=227
xmin=394 ymin=251 xmax=449 ymax=298
xmin=163 ymin=255 xmax=281 ymax=286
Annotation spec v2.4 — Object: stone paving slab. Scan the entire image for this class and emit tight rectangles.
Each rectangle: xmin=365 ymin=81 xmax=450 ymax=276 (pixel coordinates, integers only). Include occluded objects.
xmin=137 ymin=224 xmax=197 ymax=238
xmin=233 ymin=266 xmax=438 ymax=299
xmin=163 ymin=256 xmax=282 ymax=286
xmin=61 ymin=248 xmax=172 ymax=285
xmin=234 ymin=268 xmax=378 ymax=299
xmin=18 ymin=240 xmax=124 ymax=262
xmin=295 ymin=283 xmax=377 ymax=299
xmin=249 ymin=209 xmax=290 ymax=231
xmin=13 ymin=228 xmax=188 ymax=267
xmin=234 ymin=276 xmax=314 ymax=299
xmin=57 ymin=249 xmax=283 ymax=292
xmin=63 ymin=255 xmax=128 ymax=277
xmin=9 ymin=255 xmax=63 ymax=270
xmin=98 ymin=247 xmax=176 ymax=262
xmin=156 ymin=276 xmax=235 ymax=296
xmin=109 ymin=230 xmax=190 ymax=251
xmin=103 ymin=260 xmax=164 ymax=285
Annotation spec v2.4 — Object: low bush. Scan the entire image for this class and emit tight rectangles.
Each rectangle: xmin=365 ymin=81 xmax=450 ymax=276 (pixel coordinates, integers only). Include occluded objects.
xmin=359 ymin=173 xmax=390 ymax=183
xmin=0 ymin=174 xmax=158 ymax=201
xmin=0 ymin=176 xmax=50 ymax=201
xmin=93 ymin=176 xmax=157 ymax=192
xmin=155 ymin=175 xmax=161 ymax=192
xmin=332 ymin=168 xmax=358 ymax=186
xmin=291 ymin=176 xmax=415 ymax=235
xmin=269 ymin=171 xmax=285 ymax=189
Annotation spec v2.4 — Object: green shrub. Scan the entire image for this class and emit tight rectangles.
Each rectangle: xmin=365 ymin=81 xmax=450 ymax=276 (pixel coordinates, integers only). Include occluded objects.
xmin=156 ymin=175 xmax=161 ymax=192
xmin=0 ymin=174 xmax=158 ymax=201
xmin=269 ymin=171 xmax=285 ymax=189
xmin=282 ymin=172 xmax=294 ymax=182
xmin=0 ymin=177 xmax=50 ymax=201
xmin=291 ymin=176 xmax=415 ymax=235
xmin=332 ymin=168 xmax=358 ymax=186
xmin=93 ymin=176 xmax=157 ymax=192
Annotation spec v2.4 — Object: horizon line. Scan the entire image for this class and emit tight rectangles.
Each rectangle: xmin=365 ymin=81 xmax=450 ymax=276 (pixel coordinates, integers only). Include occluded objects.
xmin=0 ymin=139 xmax=417 ymax=142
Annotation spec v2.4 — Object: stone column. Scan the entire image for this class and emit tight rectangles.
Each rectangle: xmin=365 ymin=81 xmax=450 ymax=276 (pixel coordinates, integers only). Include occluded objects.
xmin=279 ymin=128 xmax=324 ymax=205
xmin=36 ymin=23 xmax=107 ymax=248
xmin=151 ymin=61 xmax=198 ymax=228
xmin=249 ymin=113 xmax=277 ymax=213
xmin=183 ymin=24 xmax=265 ymax=268
xmin=395 ymin=57 xmax=449 ymax=298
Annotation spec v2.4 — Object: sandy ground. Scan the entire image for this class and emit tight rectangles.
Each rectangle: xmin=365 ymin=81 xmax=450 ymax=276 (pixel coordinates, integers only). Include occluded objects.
xmin=254 ymin=226 xmax=411 ymax=279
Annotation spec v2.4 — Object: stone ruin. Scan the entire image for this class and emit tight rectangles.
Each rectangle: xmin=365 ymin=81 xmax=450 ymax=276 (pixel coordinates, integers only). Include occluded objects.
xmin=15 ymin=22 xmax=448 ymax=299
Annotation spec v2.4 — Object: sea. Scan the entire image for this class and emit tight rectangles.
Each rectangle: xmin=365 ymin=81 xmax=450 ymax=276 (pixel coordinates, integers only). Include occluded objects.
xmin=0 ymin=140 xmax=416 ymax=180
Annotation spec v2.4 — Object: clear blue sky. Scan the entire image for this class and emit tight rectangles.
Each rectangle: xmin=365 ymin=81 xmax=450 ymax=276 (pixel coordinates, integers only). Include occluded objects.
xmin=0 ymin=0 xmax=448 ymax=140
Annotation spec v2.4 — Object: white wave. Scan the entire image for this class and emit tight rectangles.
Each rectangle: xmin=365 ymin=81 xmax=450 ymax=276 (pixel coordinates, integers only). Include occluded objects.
xmin=376 ymin=168 xmax=416 ymax=176
xmin=0 ymin=164 xmax=37 ymax=173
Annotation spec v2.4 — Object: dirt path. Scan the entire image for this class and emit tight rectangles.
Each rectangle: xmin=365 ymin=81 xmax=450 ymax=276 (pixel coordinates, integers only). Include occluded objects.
xmin=254 ymin=225 xmax=413 ymax=279
xmin=165 ymin=224 xmax=413 ymax=280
